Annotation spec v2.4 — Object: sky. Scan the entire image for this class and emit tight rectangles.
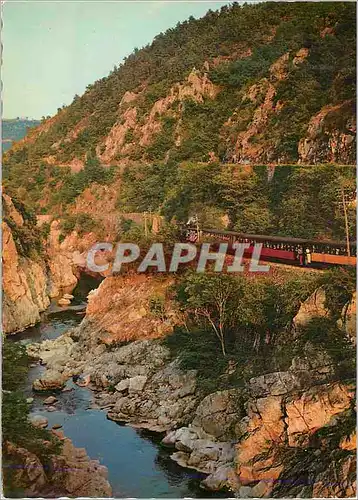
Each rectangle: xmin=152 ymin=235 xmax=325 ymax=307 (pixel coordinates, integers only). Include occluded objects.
xmin=3 ymin=0 xmax=233 ymax=119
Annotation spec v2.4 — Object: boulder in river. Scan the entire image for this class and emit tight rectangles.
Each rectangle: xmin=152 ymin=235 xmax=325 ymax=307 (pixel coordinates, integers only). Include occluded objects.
xmin=33 ymin=370 xmax=67 ymax=391
xmin=62 ymin=385 xmax=74 ymax=392
xmin=58 ymin=298 xmax=71 ymax=306
xmin=30 ymin=415 xmax=48 ymax=429
xmin=43 ymin=395 xmax=58 ymax=405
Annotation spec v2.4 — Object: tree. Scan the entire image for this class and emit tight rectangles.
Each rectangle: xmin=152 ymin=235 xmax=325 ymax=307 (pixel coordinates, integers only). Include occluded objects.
xmin=242 ymin=277 xmax=316 ymax=349
xmin=177 ymin=273 xmax=244 ymax=356
xmin=234 ymin=203 xmax=273 ymax=234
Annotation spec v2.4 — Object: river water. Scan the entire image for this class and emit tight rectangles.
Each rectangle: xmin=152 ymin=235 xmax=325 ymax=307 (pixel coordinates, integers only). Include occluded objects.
xmin=11 ymin=279 xmax=227 ymax=498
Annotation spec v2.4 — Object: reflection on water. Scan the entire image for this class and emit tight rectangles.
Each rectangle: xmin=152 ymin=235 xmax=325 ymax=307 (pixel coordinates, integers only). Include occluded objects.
xmin=26 ymin=373 xmax=222 ymax=498
xmin=11 ymin=284 xmax=229 ymax=498
xmin=13 ymin=310 xmax=84 ymax=344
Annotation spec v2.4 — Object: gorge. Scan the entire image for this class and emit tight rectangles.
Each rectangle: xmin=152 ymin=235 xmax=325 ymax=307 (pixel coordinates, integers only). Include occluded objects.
xmin=2 ymin=1 xmax=357 ymax=498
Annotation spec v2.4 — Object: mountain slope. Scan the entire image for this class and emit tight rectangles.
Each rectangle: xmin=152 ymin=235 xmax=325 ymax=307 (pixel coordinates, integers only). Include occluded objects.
xmin=2 ymin=2 xmax=356 ymax=243
xmin=4 ymin=1 xmax=355 ymax=171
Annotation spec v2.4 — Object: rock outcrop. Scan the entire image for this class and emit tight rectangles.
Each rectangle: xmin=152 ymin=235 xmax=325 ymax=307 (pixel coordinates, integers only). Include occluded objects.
xmin=2 ymin=195 xmax=50 ymax=333
xmin=85 ymin=274 xmax=178 ymax=342
xmin=232 ymin=377 xmax=355 ymax=497
xmin=298 ymin=100 xmax=356 ymax=165
xmin=2 ymin=193 xmax=107 ymax=334
xmin=4 ymin=432 xmax=112 ymax=498
xmin=97 ymin=67 xmax=219 ymax=163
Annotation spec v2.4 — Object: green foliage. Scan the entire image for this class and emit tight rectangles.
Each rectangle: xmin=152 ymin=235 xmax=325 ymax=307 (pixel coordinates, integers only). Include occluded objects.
xmin=4 ymin=153 xmax=115 ymax=212
xmin=50 ymin=156 xmax=115 ymax=208
xmin=165 ymin=267 xmax=354 ymax=394
xmin=211 ymin=43 xmax=287 ymax=87
xmin=274 ymin=165 xmax=356 ymax=239
xmin=318 ymin=266 xmax=356 ymax=320
xmin=117 ymin=163 xmax=172 ymax=213
xmin=163 ymin=327 xmax=231 ymax=394
xmin=146 ymin=116 xmax=176 ymax=161
xmin=175 ymin=273 xmax=244 ymax=355
xmin=174 ymin=271 xmax=317 ymax=357
xmin=171 ymin=90 xmax=240 ymax=163
xmin=162 ymin=162 xmax=222 ymax=222
xmin=118 ymin=162 xmax=356 ymax=240
xmin=149 ymin=294 xmax=166 ymax=321
xmin=60 ymin=212 xmax=97 ymax=237
xmin=117 ymin=216 xmax=135 ymax=235
xmin=298 ymin=317 xmax=355 ymax=379
xmin=3 ymin=196 xmax=43 ymax=258
xmin=2 ymin=340 xmax=62 ymax=495
xmin=40 ymin=221 xmax=51 ymax=239
xmin=233 ymin=204 xmax=273 ymax=234
xmin=2 ymin=341 xmax=29 ymax=391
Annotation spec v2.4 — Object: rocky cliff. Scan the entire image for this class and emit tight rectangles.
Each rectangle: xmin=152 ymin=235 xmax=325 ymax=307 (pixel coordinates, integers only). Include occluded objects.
xmin=2 ymin=194 xmax=103 ymax=333
xmin=2 ymin=195 xmax=50 ymax=333
xmin=85 ymin=274 xmax=178 ymax=342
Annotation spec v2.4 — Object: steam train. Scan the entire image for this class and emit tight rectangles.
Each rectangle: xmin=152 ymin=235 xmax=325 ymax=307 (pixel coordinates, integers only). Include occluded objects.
xmin=185 ymin=227 xmax=357 ymax=267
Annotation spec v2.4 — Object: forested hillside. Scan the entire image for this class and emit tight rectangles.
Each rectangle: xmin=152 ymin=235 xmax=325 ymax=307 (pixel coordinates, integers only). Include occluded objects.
xmin=2 ymin=1 xmax=356 ymax=240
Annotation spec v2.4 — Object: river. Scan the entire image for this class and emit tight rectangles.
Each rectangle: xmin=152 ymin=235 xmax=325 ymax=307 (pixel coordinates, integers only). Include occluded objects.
xmin=11 ymin=278 xmax=228 ymax=498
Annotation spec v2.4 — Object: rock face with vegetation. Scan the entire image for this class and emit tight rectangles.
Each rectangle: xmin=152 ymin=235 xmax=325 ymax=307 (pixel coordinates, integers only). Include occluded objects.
xmin=2 ymin=194 xmax=50 ymax=333
xmin=4 ymin=434 xmax=112 ymax=498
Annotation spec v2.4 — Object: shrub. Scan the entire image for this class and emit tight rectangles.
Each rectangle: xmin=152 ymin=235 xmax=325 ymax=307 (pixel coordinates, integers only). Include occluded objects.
xmin=2 ymin=340 xmax=62 ymax=496
xmin=149 ymin=294 xmax=166 ymax=321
